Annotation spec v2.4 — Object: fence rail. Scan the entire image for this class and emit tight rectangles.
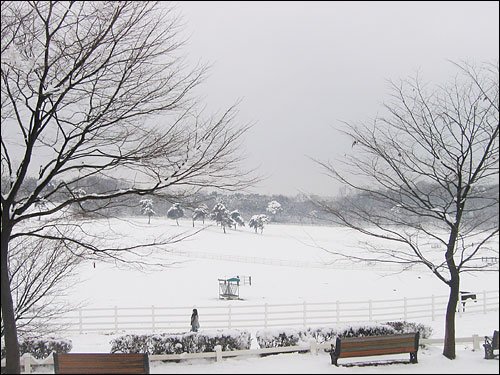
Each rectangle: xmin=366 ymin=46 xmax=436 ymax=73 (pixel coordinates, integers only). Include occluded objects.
xmin=53 ymin=290 xmax=499 ymax=334
xmin=165 ymin=248 xmax=499 ymax=272
xmin=167 ymin=248 xmax=429 ymax=272
xmin=2 ymin=335 xmax=487 ymax=374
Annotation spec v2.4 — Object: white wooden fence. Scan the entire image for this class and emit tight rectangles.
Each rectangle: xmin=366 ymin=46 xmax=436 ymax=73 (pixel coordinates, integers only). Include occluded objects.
xmin=167 ymin=248 xmax=430 ymax=272
xmin=3 ymin=335 xmax=487 ymax=374
xmin=54 ymin=290 xmax=499 ymax=334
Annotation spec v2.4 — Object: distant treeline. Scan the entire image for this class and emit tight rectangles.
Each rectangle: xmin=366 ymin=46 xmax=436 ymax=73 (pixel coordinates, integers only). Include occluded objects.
xmin=3 ymin=175 xmax=498 ymax=227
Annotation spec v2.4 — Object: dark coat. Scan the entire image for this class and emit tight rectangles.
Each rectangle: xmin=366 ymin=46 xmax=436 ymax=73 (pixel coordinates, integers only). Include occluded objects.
xmin=191 ymin=313 xmax=200 ymax=329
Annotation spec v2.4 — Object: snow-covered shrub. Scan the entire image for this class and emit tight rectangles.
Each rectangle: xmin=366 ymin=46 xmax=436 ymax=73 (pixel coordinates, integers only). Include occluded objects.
xmin=110 ymin=329 xmax=251 ymax=354
xmin=266 ymin=200 xmax=282 ymax=216
xmin=167 ymin=203 xmax=184 ymax=225
xmin=385 ymin=321 xmax=433 ymax=339
xmin=256 ymin=323 xmax=401 ymax=348
xmin=147 ymin=334 xmax=184 ymax=355
xmin=0 ymin=337 xmax=73 ymax=359
xmin=210 ymin=203 xmax=234 ymax=233
xmin=194 ymin=329 xmax=252 ymax=352
xmin=306 ymin=326 xmax=339 ymax=344
xmin=230 ymin=210 xmax=245 ymax=229
xmin=336 ymin=323 xmax=396 ymax=338
xmin=139 ymin=198 xmax=156 ymax=224
xmin=192 ymin=205 xmax=209 ymax=226
xmin=255 ymin=328 xmax=303 ymax=348
xmin=306 ymin=323 xmax=395 ymax=344
xmin=248 ymin=214 xmax=269 ymax=234
xmin=110 ymin=334 xmax=149 ymax=354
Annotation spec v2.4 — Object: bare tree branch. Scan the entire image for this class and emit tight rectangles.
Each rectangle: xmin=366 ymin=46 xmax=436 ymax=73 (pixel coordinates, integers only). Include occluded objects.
xmin=1 ymin=2 xmax=260 ymax=372
xmin=311 ymin=60 xmax=499 ymax=359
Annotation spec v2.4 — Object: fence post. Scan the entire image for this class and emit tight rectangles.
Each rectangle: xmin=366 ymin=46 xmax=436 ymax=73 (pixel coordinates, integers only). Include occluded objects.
xmin=472 ymin=334 xmax=480 ymax=351
xmin=79 ymin=308 xmax=83 ymax=334
xmin=228 ymin=304 xmax=232 ymax=329
xmin=483 ymin=290 xmax=487 ymax=314
xmin=264 ymin=303 xmax=268 ymax=328
xmin=114 ymin=306 xmax=118 ymax=331
xmin=431 ymin=295 xmax=435 ymax=321
xmin=310 ymin=341 xmax=318 ymax=355
xmin=23 ymin=354 xmax=31 ymax=374
xmin=215 ymin=345 xmax=222 ymax=362
xmin=368 ymin=300 xmax=372 ymax=321
xmin=336 ymin=300 xmax=340 ymax=324
xmin=303 ymin=301 xmax=307 ymax=327
xmin=152 ymin=305 xmax=155 ymax=332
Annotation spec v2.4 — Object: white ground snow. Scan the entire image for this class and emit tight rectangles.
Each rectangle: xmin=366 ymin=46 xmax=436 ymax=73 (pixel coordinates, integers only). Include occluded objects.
xmin=22 ymin=218 xmax=500 ymax=373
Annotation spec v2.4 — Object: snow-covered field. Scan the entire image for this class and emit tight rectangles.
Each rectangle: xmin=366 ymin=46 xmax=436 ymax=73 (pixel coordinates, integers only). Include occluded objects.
xmin=68 ymin=217 xmax=498 ymax=307
xmin=32 ymin=217 xmax=500 ymax=372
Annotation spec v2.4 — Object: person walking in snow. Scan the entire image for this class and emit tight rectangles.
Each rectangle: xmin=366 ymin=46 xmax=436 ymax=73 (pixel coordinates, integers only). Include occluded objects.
xmin=190 ymin=308 xmax=200 ymax=332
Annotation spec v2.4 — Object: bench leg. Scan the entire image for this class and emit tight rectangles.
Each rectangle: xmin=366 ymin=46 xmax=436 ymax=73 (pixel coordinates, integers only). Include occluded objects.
xmin=329 ymin=351 xmax=339 ymax=366
xmin=484 ymin=343 xmax=494 ymax=359
xmin=410 ymin=351 xmax=418 ymax=364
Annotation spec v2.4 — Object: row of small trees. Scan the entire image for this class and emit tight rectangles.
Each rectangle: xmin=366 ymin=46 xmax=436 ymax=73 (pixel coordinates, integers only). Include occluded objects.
xmin=139 ymin=199 xmax=282 ymax=234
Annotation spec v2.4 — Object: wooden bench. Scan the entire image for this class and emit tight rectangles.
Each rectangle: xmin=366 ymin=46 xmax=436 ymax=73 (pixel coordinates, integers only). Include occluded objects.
xmin=329 ymin=332 xmax=420 ymax=366
xmin=53 ymin=353 xmax=149 ymax=374
xmin=483 ymin=330 xmax=499 ymax=359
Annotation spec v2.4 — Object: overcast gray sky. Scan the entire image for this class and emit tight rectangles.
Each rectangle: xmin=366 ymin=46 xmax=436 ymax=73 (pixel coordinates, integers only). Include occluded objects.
xmin=174 ymin=1 xmax=499 ymax=197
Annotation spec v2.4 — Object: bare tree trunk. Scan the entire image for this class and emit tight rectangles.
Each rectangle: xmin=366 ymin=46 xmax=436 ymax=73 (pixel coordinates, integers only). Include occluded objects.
xmin=1 ymin=222 xmax=20 ymax=374
xmin=443 ymin=277 xmax=459 ymax=359
xmin=443 ymin=228 xmax=460 ymax=359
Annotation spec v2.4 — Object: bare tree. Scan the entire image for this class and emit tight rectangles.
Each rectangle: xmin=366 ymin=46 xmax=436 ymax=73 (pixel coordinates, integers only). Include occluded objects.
xmin=312 ymin=61 xmax=499 ymax=359
xmin=1 ymin=2 xmax=257 ymax=372
xmin=2 ymin=234 xmax=84 ymax=339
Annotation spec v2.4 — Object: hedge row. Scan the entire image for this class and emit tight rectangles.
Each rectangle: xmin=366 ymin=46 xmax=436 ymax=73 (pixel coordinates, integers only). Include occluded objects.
xmin=0 ymin=337 xmax=72 ymax=360
xmin=0 ymin=321 xmax=432 ymax=359
xmin=256 ymin=321 xmax=433 ymax=348
xmin=110 ymin=329 xmax=252 ymax=354
xmin=110 ymin=321 xmax=432 ymax=353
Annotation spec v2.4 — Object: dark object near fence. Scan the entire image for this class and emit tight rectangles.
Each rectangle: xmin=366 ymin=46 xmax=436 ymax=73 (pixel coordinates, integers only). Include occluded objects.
xmin=483 ymin=330 xmax=499 ymax=359
xmin=329 ymin=332 xmax=420 ymax=366
xmin=458 ymin=291 xmax=477 ymax=312
xmin=53 ymin=353 xmax=149 ymax=374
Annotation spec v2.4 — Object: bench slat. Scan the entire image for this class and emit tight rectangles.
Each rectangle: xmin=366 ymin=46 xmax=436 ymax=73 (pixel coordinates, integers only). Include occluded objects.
xmin=340 ymin=333 xmax=416 ymax=343
xmin=340 ymin=343 xmax=416 ymax=354
xmin=342 ymin=339 xmax=416 ymax=347
xmin=340 ymin=347 xmax=416 ymax=358
xmin=54 ymin=353 xmax=149 ymax=374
